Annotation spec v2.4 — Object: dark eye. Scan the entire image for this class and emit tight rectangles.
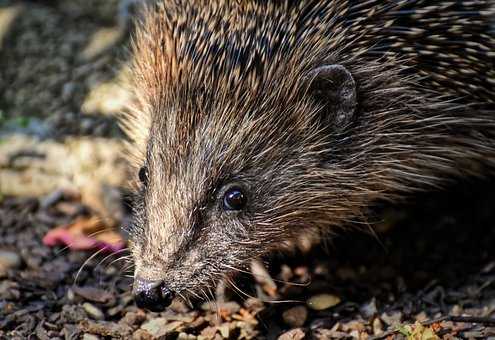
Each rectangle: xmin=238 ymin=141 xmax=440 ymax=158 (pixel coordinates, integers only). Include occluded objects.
xmin=223 ymin=187 xmax=247 ymax=211
xmin=138 ymin=166 xmax=148 ymax=186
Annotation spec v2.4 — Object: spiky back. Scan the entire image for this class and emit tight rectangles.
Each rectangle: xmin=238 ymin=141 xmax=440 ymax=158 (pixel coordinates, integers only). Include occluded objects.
xmin=122 ymin=0 xmax=495 ymax=193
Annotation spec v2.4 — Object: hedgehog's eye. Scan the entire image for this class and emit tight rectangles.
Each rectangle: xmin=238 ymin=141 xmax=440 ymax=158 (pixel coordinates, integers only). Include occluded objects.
xmin=138 ymin=166 xmax=148 ymax=186
xmin=223 ymin=187 xmax=247 ymax=211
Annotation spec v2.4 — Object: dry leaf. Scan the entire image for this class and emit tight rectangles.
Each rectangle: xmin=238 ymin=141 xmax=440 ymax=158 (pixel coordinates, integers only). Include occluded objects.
xmin=43 ymin=216 xmax=125 ymax=252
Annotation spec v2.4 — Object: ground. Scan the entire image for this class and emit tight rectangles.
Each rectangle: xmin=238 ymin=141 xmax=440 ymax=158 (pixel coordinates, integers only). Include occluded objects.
xmin=1 ymin=1 xmax=495 ymax=339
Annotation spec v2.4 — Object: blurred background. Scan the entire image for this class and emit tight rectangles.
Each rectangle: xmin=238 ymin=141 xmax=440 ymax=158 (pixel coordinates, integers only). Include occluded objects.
xmin=0 ymin=0 xmax=131 ymax=208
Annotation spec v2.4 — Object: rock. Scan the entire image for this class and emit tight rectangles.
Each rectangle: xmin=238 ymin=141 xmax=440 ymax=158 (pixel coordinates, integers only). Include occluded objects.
xmin=177 ymin=333 xmax=197 ymax=340
xmin=73 ymin=286 xmax=114 ymax=304
xmin=282 ymin=306 xmax=308 ymax=328
xmin=60 ymin=305 xmax=87 ymax=324
xmin=79 ymin=319 xmax=133 ymax=338
xmin=120 ymin=311 xmax=146 ymax=327
xmin=217 ymin=323 xmax=230 ymax=338
xmin=132 ymin=329 xmax=154 ymax=340
xmin=278 ymin=328 xmax=305 ymax=340
xmin=140 ymin=318 xmax=183 ymax=338
xmin=360 ymin=298 xmax=378 ymax=319
xmin=201 ymin=301 xmax=241 ymax=315
xmin=307 ymin=294 xmax=341 ymax=311
xmin=0 ymin=250 xmax=21 ymax=277
xmin=380 ymin=311 xmax=402 ymax=327
xmin=83 ymin=303 xmax=105 ymax=320
xmin=82 ymin=334 xmax=100 ymax=340
xmin=372 ymin=318 xmax=383 ymax=335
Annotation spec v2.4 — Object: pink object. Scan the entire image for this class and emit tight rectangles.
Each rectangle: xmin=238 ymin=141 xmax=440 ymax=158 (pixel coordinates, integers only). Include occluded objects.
xmin=43 ymin=227 xmax=125 ymax=253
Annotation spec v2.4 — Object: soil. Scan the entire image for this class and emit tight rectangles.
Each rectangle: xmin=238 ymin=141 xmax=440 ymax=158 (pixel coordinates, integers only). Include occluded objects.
xmin=1 ymin=1 xmax=495 ymax=339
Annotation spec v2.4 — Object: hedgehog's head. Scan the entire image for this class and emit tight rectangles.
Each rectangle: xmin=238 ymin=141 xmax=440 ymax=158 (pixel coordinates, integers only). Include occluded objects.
xmin=124 ymin=3 xmax=365 ymax=312
xmin=126 ymin=59 xmax=362 ymax=311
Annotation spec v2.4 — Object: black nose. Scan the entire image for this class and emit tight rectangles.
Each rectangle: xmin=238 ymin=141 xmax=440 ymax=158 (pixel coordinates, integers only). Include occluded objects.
xmin=133 ymin=278 xmax=175 ymax=312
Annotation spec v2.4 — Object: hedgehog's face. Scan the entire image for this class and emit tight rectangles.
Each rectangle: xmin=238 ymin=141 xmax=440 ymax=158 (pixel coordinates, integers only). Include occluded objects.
xmin=128 ymin=63 xmax=359 ymax=311
xmin=129 ymin=126 xmax=318 ymax=311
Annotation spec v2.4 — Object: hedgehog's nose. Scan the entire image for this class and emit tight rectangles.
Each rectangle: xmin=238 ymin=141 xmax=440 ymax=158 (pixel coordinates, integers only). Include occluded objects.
xmin=133 ymin=277 xmax=175 ymax=312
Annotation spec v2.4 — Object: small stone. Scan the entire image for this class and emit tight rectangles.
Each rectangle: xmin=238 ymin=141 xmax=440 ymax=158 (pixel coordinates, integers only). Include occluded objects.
xmin=177 ymin=333 xmax=197 ymax=340
xmin=67 ymin=288 xmax=75 ymax=301
xmin=278 ymin=328 xmax=305 ymax=340
xmin=307 ymin=294 xmax=341 ymax=311
xmin=79 ymin=319 xmax=132 ymax=338
xmin=380 ymin=311 xmax=402 ymax=327
xmin=73 ymin=286 xmax=114 ymax=304
xmin=282 ymin=306 xmax=308 ymax=327
xmin=217 ymin=323 xmax=230 ymax=338
xmin=0 ymin=250 xmax=21 ymax=277
xmin=120 ymin=311 xmax=146 ymax=326
xmin=372 ymin=317 xmax=383 ymax=335
xmin=349 ymin=330 xmax=360 ymax=338
xmin=131 ymin=329 xmax=153 ymax=340
xmin=140 ymin=318 xmax=183 ymax=338
xmin=82 ymin=334 xmax=100 ymax=340
xmin=342 ymin=320 xmax=366 ymax=332
xmin=201 ymin=301 xmax=241 ymax=315
xmin=83 ymin=303 xmax=105 ymax=320
xmin=360 ymin=298 xmax=378 ymax=319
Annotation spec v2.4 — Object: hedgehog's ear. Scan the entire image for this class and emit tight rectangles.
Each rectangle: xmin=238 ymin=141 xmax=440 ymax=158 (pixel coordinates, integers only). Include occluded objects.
xmin=306 ymin=64 xmax=357 ymax=130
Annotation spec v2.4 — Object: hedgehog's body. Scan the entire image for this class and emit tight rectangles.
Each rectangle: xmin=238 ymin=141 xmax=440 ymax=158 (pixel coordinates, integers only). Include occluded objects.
xmin=121 ymin=0 xmax=495 ymax=310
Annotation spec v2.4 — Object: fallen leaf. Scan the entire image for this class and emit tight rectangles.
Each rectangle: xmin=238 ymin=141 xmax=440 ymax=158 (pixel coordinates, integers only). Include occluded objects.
xmin=43 ymin=216 xmax=125 ymax=252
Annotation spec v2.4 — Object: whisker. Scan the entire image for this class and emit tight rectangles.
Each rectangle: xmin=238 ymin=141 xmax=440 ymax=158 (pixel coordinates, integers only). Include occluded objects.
xmin=227 ymin=278 xmax=301 ymax=304
xmin=73 ymin=247 xmax=108 ymax=285
xmin=106 ymin=253 xmax=132 ymax=268
xmin=97 ymin=248 xmax=129 ymax=271
xmin=221 ymin=263 xmax=311 ymax=287
xmin=186 ymin=288 xmax=203 ymax=301
xmin=177 ymin=291 xmax=194 ymax=309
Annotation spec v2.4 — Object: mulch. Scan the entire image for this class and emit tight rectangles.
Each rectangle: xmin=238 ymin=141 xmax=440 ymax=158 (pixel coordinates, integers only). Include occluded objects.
xmin=1 ymin=179 xmax=495 ymax=339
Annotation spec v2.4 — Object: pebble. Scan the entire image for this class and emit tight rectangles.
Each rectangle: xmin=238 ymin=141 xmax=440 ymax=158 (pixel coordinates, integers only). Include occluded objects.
xmin=83 ymin=303 xmax=105 ymax=320
xmin=73 ymin=286 xmax=114 ymax=304
xmin=372 ymin=317 xmax=383 ymax=335
xmin=201 ymin=301 xmax=241 ymax=315
xmin=360 ymin=298 xmax=378 ymax=318
xmin=307 ymin=294 xmax=341 ymax=311
xmin=82 ymin=334 xmax=100 ymax=340
xmin=380 ymin=311 xmax=402 ymax=327
xmin=120 ymin=311 xmax=146 ymax=326
xmin=282 ymin=306 xmax=308 ymax=327
xmin=177 ymin=333 xmax=197 ymax=340
xmin=0 ymin=250 xmax=21 ymax=277
xmin=140 ymin=318 xmax=184 ymax=338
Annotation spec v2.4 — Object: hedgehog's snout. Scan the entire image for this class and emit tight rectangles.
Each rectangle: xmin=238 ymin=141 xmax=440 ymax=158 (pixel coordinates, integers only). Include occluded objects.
xmin=133 ymin=276 xmax=175 ymax=312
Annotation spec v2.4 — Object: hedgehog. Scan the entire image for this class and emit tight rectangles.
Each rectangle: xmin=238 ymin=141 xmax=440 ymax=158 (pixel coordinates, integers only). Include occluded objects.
xmin=119 ymin=0 xmax=495 ymax=311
